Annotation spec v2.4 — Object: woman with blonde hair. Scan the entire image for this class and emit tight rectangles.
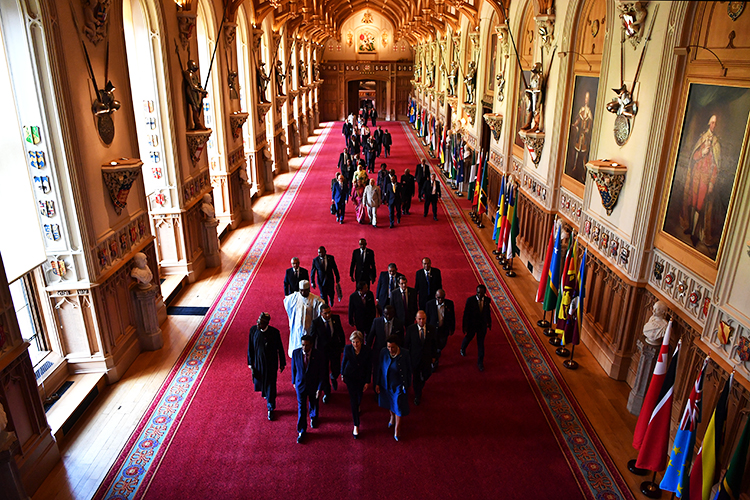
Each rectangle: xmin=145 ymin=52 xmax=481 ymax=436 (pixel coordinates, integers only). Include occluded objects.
xmin=341 ymin=331 xmax=372 ymax=438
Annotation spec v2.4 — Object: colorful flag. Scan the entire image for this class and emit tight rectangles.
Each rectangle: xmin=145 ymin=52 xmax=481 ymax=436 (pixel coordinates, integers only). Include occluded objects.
xmin=660 ymin=358 xmax=707 ymax=496
xmin=636 ymin=340 xmax=681 ymax=471
xmin=472 ymin=152 xmax=483 ymax=208
xmin=556 ymin=240 xmax=578 ymax=334
xmin=506 ymin=184 xmax=519 ymax=260
xmin=536 ymin=223 xmax=557 ymax=303
xmin=478 ymin=154 xmax=489 ymax=214
xmin=714 ymin=407 xmax=750 ymax=500
xmin=467 ymin=152 xmax=478 ymax=202
xmin=493 ymin=176 xmax=506 ymax=242
xmin=542 ymin=223 xmax=563 ymax=312
xmin=633 ymin=320 xmax=674 ymax=449
xmin=689 ymin=374 xmax=732 ymax=500
xmin=574 ymin=247 xmax=587 ymax=345
xmin=499 ymin=182 xmax=512 ymax=253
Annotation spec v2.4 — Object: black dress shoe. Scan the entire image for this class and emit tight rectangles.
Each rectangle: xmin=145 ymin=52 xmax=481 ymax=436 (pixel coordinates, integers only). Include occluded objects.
xmin=478 ymin=363 xmax=484 ymax=372
xmin=433 ymin=216 xmax=438 ymax=221
xmin=414 ymin=397 xmax=421 ymax=406
xmin=322 ymin=394 xmax=329 ymax=404
xmin=267 ymin=410 xmax=273 ymax=421
xmin=332 ymin=378 xmax=338 ymax=391
xmin=297 ymin=432 xmax=304 ymax=444
xmin=460 ymin=349 xmax=466 ymax=357
xmin=311 ymin=418 xmax=318 ymax=429
xmin=353 ymin=432 xmax=359 ymax=440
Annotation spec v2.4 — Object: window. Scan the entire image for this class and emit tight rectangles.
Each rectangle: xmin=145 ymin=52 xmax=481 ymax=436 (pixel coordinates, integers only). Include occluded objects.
xmin=9 ymin=271 xmax=48 ymax=365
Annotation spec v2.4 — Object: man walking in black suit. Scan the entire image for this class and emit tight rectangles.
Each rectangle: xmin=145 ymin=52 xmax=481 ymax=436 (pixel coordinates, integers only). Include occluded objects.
xmin=400 ymin=168 xmax=416 ymax=215
xmin=348 ymin=281 xmax=377 ymax=334
xmin=368 ymin=305 xmax=405 ymax=355
xmin=405 ymin=311 xmax=437 ymax=405
xmin=382 ymin=129 xmax=392 ymax=158
xmin=350 ymin=238 xmax=377 ymax=285
xmin=284 ymin=257 xmax=310 ymax=296
xmin=247 ymin=312 xmax=286 ymax=421
xmin=425 ymin=289 xmax=455 ymax=371
xmin=292 ymin=335 xmax=326 ymax=443
xmin=422 ymin=173 xmax=441 ymax=221
xmin=376 ymin=263 xmax=404 ymax=312
xmin=342 ymin=121 xmax=352 ymax=146
xmin=414 ymin=257 xmax=443 ymax=311
xmin=391 ymin=276 xmax=418 ymax=326
xmin=415 ymin=159 xmax=430 ymax=201
xmin=311 ymin=305 xmax=345 ymax=403
xmin=373 ymin=126 xmax=383 ymax=157
xmin=311 ymin=246 xmax=340 ymax=305
xmin=385 ymin=174 xmax=402 ymax=229
xmin=461 ymin=284 xmax=492 ymax=372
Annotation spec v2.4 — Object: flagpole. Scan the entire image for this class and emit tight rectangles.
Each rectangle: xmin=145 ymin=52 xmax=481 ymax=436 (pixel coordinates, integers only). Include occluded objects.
xmin=537 ymin=311 xmax=550 ymax=328
xmin=505 ymin=257 xmax=516 ymax=277
xmin=640 ymin=471 xmax=662 ymax=499
xmin=562 ymin=344 xmax=577 ymax=368
xmin=627 ymin=459 xmax=648 ymax=476
xmin=556 ymin=343 xmax=570 ymax=358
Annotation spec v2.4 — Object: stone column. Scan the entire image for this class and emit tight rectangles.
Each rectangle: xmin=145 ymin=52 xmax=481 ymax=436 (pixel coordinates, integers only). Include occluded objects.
xmin=627 ymin=338 xmax=660 ymax=415
xmin=202 ymin=218 xmax=221 ymax=267
xmin=134 ymin=285 xmax=164 ymax=351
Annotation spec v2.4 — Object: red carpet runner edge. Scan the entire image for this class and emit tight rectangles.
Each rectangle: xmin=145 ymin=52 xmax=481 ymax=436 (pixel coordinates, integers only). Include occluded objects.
xmin=92 ymin=121 xmax=634 ymax=500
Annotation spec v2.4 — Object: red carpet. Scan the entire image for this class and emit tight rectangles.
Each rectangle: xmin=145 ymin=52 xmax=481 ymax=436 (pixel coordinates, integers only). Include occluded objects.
xmin=113 ymin=123 xmax=586 ymax=499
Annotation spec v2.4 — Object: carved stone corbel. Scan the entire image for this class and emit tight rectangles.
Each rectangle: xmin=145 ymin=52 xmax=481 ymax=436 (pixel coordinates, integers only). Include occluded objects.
xmin=617 ymin=1 xmax=648 ymax=47
xmin=586 ymin=160 xmax=627 ymax=215
xmin=464 ymin=104 xmax=476 ymax=125
xmin=518 ymin=130 xmax=545 ymax=166
xmin=251 ymin=27 xmax=264 ymax=51
xmin=186 ymin=129 xmax=212 ymax=167
xmin=483 ymin=113 xmax=504 ymax=141
xmin=101 ymin=158 xmax=143 ymax=215
xmin=176 ymin=11 xmax=197 ymax=50
xmin=230 ymin=111 xmax=248 ymax=139
xmin=224 ymin=23 xmax=237 ymax=48
xmin=535 ymin=12 xmax=555 ymax=51
xmin=257 ymin=103 xmax=272 ymax=124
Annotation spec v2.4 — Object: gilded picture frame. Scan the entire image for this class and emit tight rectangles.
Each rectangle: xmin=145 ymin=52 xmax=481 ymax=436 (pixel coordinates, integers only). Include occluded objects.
xmin=563 ymin=75 xmax=599 ymax=185
xmin=660 ymin=81 xmax=750 ymax=265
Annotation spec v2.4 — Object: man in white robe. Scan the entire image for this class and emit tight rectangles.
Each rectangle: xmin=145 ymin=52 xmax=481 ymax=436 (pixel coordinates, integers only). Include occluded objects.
xmin=284 ymin=280 xmax=326 ymax=357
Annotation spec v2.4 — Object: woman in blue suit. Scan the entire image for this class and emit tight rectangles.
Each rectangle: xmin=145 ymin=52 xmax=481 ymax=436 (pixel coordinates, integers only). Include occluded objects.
xmin=374 ymin=335 xmax=411 ymax=441
xmin=341 ymin=331 xmax=372 ymax=439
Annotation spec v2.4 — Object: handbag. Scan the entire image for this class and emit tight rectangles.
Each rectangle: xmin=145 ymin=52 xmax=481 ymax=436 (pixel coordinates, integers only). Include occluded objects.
xmin=330 ymin=202 xmax=336 ymax=215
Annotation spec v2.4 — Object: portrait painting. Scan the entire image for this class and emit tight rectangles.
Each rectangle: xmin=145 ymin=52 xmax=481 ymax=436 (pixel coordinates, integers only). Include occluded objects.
xmin=564 ymin=76 xmax=599 ymax=184
xmin=662 ymin=83 xmax=750 ymax=261
xmin=486 ymin=33 xmax=498 ymax=93
xmin=514 ymin=70 xmax=531 ymax=149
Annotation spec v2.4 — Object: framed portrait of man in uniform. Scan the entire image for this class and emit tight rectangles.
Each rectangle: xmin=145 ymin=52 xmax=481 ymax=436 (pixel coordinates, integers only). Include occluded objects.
xmin=564 ymin=75 xmax=599 ymax=184
xmin=660 ymin=82 xmax=750 ymax=263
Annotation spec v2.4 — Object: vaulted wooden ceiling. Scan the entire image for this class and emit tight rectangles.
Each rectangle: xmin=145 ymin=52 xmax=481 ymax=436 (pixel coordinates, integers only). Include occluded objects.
xmin=183 ymin=0 xmax=553 ymax=45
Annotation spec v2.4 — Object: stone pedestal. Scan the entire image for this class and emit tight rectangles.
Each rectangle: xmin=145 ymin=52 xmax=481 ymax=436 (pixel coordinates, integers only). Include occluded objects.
xmin=288 ymin=122 xmax=300 ymax=158
xmin=627 ymin=338 xmax=660 ymax=415
xmin=0 ymin=433 xmax=30 ymax=500
xmin=202 ymin=218 xmax=221 ymax=268
xmin=134 ymin=285 xmax=164 ymax=351
xmin=241 ymin=183 xmax=255 ymax=222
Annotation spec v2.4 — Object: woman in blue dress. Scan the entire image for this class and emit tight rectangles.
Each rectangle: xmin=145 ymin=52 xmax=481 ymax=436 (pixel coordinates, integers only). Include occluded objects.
xmin=374 ymin=335 xmax=412 ymax=441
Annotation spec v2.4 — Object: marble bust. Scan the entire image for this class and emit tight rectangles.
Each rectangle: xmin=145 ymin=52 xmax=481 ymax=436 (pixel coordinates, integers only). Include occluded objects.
xmin=130 ymin=252 xmax=153 ymax=289
xmin=200 ymin=194 xmax=216 ymax=221
xmin=643 ymin=300 xmax=669 ymax=345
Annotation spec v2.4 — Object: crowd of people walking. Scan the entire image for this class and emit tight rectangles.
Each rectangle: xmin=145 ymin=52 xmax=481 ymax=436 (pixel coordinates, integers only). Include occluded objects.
xmin=248 ymin=237 xmax=492 ymax=444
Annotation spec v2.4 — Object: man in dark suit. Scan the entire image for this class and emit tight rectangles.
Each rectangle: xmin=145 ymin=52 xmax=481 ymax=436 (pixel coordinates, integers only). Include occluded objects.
xmin=461 ymin=284 xmax=492 ymax=372
xmin=368 ymin=305 xmax=405 ymax=357
xmin=342 ymin=121 xmax=352 ymax=146
xmin=376 ymin=263 xmax=404 ymax=312
xmin=247 ymin=312 xmax=286 ymax=421
xmin=350 ymin=238 xmax=377 ymax=285
xmin=376 ymin=164 xmax=389 ymax=200
xmin=414 ymin=257 xmax=443 ymax=311
xmin=422 ymin=173 xmax=441 ymax=221
xmin=349 ymin=131 xmax=360 ymax=157
xmin=370 ymin=106 xmax=378 ymax=127
xmin=311 ymin=246 xmax=340 ymax=305
xmin=284 ymin=257 xmax=310 ymax=296
xmin=338 ymin=147 xmax=351 ymax=173
xmin=373 ymin=126 xmax=383 ymax=157
xmin=365 ymin=138 xmax=377 ymax=173
xmin=310 ymin=304 xmax=345 ymax=402
xmin=348 ymin=281 xmax=377 ymax=334
xmin=382 ymin=129 xmax=392 ymax=158
xmin=415 ymin=159 xmax=430 ymax=201
xmin=291 ymin=335 xmax=326 ymax=443
xmin=404 ymin=311 xmax=437 ymax=405
xmin=385 ymin=174 xmax=402 ymax=229
xmin=400 ymin=168 xmax=416 ymax=215
xmin=391 ymin=276 xmax=417 ymax=326
xmin=332 ymin=176 xmax=348 ymax=224
xmin=425 ymin=289 xmax=455 ymax=371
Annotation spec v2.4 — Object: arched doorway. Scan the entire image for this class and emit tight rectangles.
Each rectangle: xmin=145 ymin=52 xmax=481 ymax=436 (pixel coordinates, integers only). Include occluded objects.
xmin=346 ymin=79 xmax=386 ymax=120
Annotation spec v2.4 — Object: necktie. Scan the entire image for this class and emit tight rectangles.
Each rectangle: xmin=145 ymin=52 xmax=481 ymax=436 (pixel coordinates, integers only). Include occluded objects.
xmin=362 ymin=249 xmax=365 ymax=262
xmin=328 ymin=321 xmax=333 ymax=337
xmin=385 ymin=320 xmax=391 ymax=337
xmin=295 ymin=270 xmax=299 ymax=282
xmin=304 ymin=353 xmax=309 ymax=371
xmin=420 ymin=327 xmax=424 ymax=342
xmin=426 ymin=271 xmax=431 ymax=294
xmin=402 ymin=290 xmax=407 ymax=309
